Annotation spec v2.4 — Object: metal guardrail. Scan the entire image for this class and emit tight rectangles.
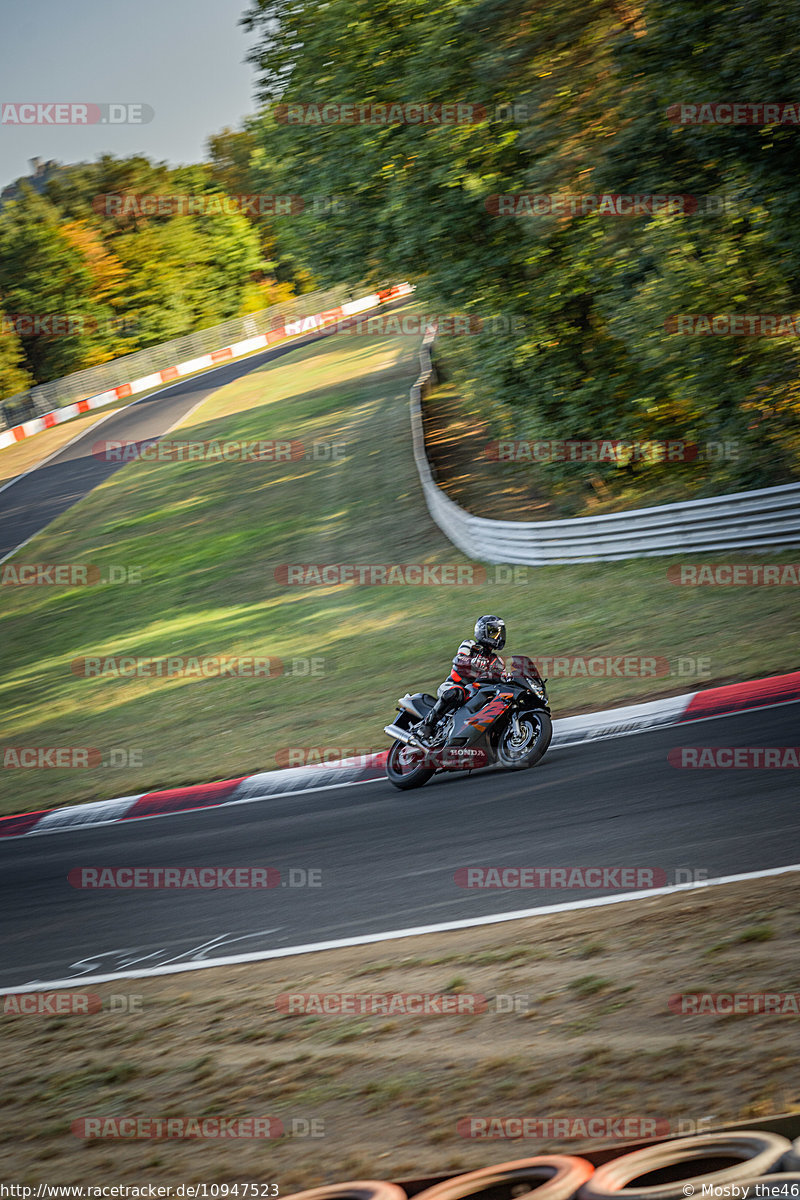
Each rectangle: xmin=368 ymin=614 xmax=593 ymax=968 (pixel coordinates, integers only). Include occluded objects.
xmin=0 ymin=282 xmax=370 ymax=430
xmin=410 ymin=331 xmax=800 ymax=563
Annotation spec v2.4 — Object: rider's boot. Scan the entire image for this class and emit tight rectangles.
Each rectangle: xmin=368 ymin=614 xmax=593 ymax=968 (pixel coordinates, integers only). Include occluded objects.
xmin=416 ymin=717 xmax=435 ymax=744
xmin=418 ymin=698 xmax=447 ymax=743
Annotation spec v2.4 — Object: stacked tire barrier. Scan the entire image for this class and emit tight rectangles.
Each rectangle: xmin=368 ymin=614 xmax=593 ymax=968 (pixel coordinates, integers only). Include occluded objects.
xmin=577 ymin=1133 xmax=795 ymax=1199
xmin=412 ymin=1155 xmax=594 ymax=1200
xmin=409 ymin=331 xmax=800 ymax=564
xmin=283 ymin=1131 xmax=800 ymax=1200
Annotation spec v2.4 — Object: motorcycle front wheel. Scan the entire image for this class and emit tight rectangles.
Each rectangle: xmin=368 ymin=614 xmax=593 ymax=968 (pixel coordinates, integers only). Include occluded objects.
xmin=496 ymin=710 xmax=552 ymax=770
xmin=386 ymin=740 xmax=436 ymax=791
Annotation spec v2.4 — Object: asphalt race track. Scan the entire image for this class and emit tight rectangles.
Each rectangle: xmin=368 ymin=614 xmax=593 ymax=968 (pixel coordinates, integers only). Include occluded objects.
xmin=0 ymin=317 xmax=375 ymax=563
xmin=1 ymin=702 xmax=797 ymax=989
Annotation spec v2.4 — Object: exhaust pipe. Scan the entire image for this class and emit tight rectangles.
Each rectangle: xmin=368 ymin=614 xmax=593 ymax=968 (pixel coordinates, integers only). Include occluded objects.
xmin=384 ymin=723 xmax=425 ymax=749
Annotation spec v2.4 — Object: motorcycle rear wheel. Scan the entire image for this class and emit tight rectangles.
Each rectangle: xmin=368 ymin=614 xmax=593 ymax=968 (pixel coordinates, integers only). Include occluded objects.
xmin=496 ymin=710 xmax=552 ymax=770
xmin=386 ymin=739 xmax=436 ymax=790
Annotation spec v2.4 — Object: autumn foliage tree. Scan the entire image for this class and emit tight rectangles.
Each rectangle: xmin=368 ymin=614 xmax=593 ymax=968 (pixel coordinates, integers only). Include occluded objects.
xmin=0 ymin=156 xmax=273 ymax=393
xmin=241 ymin=0 xmax=800 ymax=496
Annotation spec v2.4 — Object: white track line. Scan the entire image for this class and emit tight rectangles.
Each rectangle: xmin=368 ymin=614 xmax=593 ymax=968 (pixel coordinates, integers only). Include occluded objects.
xmin=4 ymin=863 xmax=798 ymax=993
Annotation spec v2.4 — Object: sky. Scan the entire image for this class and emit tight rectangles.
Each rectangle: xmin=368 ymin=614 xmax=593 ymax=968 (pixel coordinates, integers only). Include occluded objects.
xmin=0 ymin=0 xmax=260 ymax=190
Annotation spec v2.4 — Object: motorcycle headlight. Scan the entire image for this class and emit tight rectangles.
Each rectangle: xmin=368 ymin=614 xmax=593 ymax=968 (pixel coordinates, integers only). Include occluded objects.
xmin=527 ymin=678 xmax=546 ymax=700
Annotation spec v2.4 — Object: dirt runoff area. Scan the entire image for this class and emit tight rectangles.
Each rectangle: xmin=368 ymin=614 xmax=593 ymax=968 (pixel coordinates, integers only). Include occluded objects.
xmin=3 ymin=874 xmax=800 ymax=1192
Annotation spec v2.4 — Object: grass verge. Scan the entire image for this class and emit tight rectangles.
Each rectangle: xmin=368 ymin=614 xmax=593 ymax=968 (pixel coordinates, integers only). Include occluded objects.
xmin=2 ymin=874 xmax=798 ymax=1188
xmin=0 ymin=331 xmax=328 ymax=488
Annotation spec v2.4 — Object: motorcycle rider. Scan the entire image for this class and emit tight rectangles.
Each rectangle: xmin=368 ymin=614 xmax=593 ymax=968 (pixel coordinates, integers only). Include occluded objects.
xmin=417 ymin=615 xmax=509 ymax=743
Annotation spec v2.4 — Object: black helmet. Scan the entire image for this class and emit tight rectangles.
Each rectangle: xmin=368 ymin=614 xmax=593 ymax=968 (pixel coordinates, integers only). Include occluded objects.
xmin=474 ymin=615 xmax=506 ymax=652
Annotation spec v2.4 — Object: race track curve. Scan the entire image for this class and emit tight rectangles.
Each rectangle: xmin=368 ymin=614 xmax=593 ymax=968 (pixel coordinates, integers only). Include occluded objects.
xmin=1 ymin=701 xmax=797 ymax=989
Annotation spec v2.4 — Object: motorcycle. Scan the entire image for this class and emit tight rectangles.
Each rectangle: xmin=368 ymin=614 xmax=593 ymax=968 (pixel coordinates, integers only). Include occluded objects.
xmin=383 ymin=655 xmax=552 ymax=790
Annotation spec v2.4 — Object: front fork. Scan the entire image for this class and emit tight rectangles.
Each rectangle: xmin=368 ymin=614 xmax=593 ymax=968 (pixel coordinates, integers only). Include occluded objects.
xmin=505 ymin=704 xmax=549 ymax=744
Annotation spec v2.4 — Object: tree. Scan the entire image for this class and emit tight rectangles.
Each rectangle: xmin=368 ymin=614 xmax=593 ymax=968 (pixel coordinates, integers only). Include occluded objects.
xmin=0 ymin=310 xmax=34 ymax=402
xmin=242 ymin=0 xmax=800 ymax=495
xmin=0 ymin=158 xmax=272 ymax=382
xmin=0 ymin=188 xmax=100 ymax=381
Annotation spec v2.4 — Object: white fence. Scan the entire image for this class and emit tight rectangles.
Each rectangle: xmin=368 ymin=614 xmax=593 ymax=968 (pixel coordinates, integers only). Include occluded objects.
xmin=410 ymin=331 xmax=800 ymax=563
xmin=0 ymin=281 xmax=375 ymax=430
xmin=0 ymin=284 xmax=413 ymax=451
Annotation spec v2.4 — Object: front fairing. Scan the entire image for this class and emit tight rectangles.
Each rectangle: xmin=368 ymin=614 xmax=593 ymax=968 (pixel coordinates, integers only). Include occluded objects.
xmin=449 ymin=688 xmax=516 ymax=747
